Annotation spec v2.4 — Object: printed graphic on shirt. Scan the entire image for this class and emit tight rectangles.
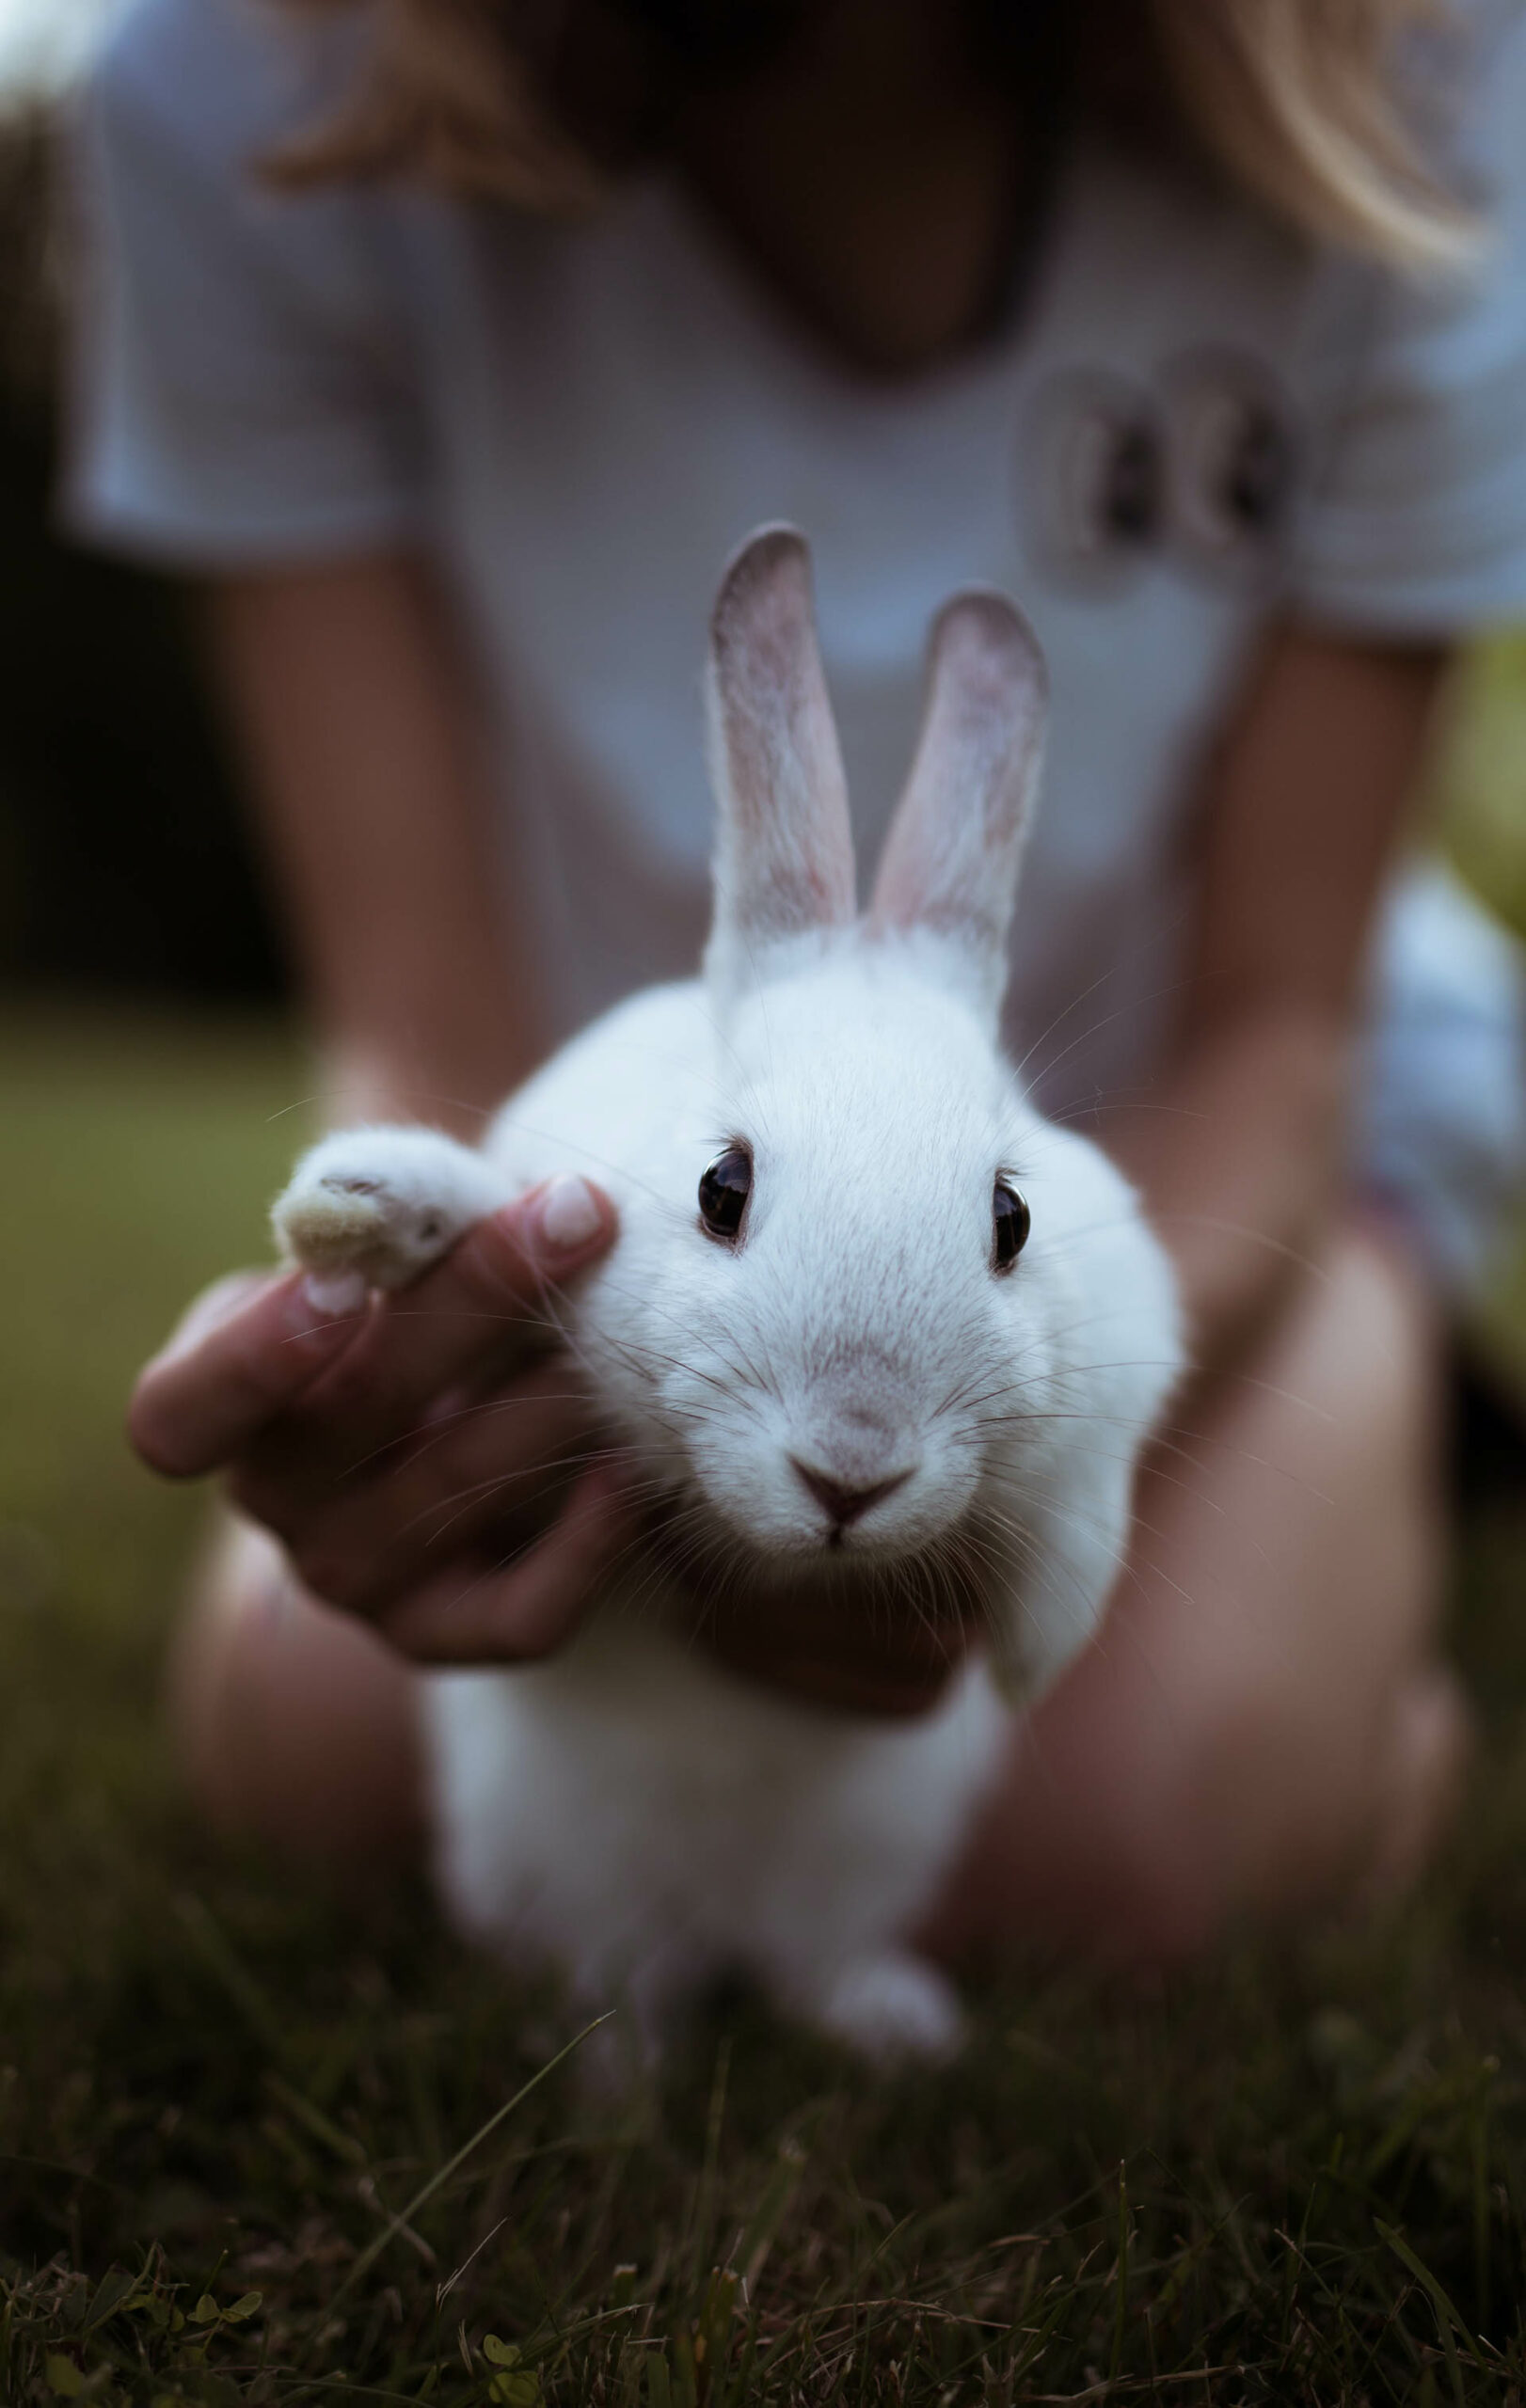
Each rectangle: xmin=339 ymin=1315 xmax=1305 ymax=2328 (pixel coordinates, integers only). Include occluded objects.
xmin=1022 ymin=351 xmax=1298 ymax=594
xmin=1162 ymin=348 xmax=1298 ymax=583
xmin=1023 ymin=369 xmax=1164 ymax=590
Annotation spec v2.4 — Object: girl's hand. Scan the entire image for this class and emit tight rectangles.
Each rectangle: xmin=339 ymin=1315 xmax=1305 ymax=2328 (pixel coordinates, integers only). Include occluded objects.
xmin=696 ymin=1584 xmax=975 ymax=1718
xmin=129 ymin=1180 xmax=633 ymax=1665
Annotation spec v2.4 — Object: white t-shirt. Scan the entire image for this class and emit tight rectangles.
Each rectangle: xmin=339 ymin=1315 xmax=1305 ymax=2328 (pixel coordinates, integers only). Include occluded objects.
xmin=68 ymin=0 xmax=1526 ymax=1282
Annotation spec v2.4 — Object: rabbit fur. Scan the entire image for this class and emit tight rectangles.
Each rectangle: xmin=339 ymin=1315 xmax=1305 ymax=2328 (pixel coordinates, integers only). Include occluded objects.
xmin=272 ymin=528 xmax=1183 ymax=2062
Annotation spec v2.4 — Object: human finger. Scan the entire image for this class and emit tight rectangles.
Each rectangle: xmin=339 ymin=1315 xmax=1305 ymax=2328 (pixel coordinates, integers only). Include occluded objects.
xmin=291 ymin=1175 xmax=616 ymax=1459
xmin=374 ymin=1459 xmax=640 ymax=1664
xmin=696 ymin=1577 xmax=974 ymax=1717
xmin=241 ymin=1360 xmax=600 ymax=1615
xmin=703 ymin=1625 xmax=966 ymax=1717
xmin=128 ymin=1269 xmax=370 ymax=1479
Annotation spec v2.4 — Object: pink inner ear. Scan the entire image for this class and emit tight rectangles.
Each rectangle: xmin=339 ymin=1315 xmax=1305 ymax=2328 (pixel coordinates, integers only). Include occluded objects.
xmin=869 ymin=590 xmax=1047 ymax=967
xmin=707 ymin=527 xmax=857 ymax=958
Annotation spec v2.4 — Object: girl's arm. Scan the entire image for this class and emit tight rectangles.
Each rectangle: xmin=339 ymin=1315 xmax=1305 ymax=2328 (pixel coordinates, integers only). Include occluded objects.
xmin=1108 ymin=624 xmax=1448 ymax=1377
xmin=129 ymin=553 xmax=629 ymax=1668
xmin=210 ymin=553 xmax=548 ymax=1132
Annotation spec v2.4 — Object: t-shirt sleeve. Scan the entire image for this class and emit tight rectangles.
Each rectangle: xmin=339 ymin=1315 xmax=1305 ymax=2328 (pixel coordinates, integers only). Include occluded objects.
xmin=66 ymin=0 xmax=429 ymax=565
xmin=1290 ymin=0 xmax=1526 ymax=635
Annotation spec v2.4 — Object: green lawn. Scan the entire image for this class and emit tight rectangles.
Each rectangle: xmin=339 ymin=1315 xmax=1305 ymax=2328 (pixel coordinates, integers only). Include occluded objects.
xmin=4 ymin=1008 xmax=1526 ymax=2406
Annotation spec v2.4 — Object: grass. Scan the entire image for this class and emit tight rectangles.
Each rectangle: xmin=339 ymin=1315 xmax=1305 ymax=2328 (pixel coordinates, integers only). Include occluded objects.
xmin=3 ymin=1006 xmax=1526 ymax=2407
xmin=1438 ymin=635 xmax=1526 ymax=953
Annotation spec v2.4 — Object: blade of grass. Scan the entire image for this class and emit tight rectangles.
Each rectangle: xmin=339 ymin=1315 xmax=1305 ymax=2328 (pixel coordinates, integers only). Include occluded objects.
xmin=1376 ymin=2220 xmax=1489 ymax=2405
xmin=174 ymin=1893 xmax=289 ymax=2062
xmin=1110 ymin=2159 xmax=1130 ymax=2381
xmin=322 ymin=2014 xmax=612 ymax=2321
xmin=263 ymin=2070 xmax=368 ymax=2169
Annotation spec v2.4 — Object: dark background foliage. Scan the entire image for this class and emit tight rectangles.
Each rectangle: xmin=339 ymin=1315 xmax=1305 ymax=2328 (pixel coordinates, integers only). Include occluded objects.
xmin=0 ymin=120 xmax=283 ymax=1001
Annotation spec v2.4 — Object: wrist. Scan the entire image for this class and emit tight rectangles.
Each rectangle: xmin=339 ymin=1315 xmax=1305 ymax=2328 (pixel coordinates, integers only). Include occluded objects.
xmin=319 ymin=1042 xmax=423 ymax=1130
xmin=316 ymin=1035 xmax=523 ymax=1138
xmin=1109 ymin=1006 xmax=1352 ymax=1380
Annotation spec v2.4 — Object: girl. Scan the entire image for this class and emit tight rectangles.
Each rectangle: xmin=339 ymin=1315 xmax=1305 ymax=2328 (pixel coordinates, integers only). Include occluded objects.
xmin=79 ymin=0 xmax=1526 ymax=1957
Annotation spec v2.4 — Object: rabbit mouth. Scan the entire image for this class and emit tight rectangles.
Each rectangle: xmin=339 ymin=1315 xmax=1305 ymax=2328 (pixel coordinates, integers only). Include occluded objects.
xmin=644 ymin=1492 xmax=1002 ymax=1628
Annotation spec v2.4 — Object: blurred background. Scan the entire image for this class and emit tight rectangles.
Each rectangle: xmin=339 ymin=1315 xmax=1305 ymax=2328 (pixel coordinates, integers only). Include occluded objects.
xmin=0 ymin=0 xmax=283 ymax=1004
xmin=5 ymin=8 xmax=1526 ymax=2397
xmin=2 ymin=0 xmax=1526 ymax=1025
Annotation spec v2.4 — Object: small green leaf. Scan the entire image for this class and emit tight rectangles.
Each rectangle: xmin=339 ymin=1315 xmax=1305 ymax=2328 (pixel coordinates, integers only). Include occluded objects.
xmin=196 ymin=2380 xmax=247 ymax=2408
xmin=481 ymin=2337 xmax=519 ymax=2368
xmin=46 ymin=2357 xmax=85 ymax=2399
xmin=83 ymin=2270 xmax=145 ymax=2332
xmin=222 ymin=2290 xmax=262 ymax=2324
xmin=190 ymin=2295 xmax=221 ymax=2326
xmin=487 ymin=2375 xmax=540 ymax=2407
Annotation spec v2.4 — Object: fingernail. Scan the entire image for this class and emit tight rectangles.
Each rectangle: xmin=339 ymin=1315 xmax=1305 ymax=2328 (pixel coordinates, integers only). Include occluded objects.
xmin=536 ymin=1174 xmax=602 ymax=1253
xmin=297 ymin=1270 xmax=369 ymax=1320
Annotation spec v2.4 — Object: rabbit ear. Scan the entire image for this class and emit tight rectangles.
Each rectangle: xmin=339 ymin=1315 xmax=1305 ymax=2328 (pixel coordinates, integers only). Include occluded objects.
xmin=869 ymin=592 xmax=1047 ymax=1017
xmin=704 ymin=526 xmax=856 ymax=994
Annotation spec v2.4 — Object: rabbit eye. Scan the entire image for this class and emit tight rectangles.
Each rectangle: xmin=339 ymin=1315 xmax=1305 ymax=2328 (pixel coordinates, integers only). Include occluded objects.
xmin=699 ymin=1146 xmax=752 ymax=1244
xmin=992 ymin=1180 xmax=1030 ymax=1274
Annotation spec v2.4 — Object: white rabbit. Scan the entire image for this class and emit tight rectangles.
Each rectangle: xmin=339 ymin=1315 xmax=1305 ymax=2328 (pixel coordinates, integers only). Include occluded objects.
xmin=272 ymin=528 xmax=1183 ymax=2062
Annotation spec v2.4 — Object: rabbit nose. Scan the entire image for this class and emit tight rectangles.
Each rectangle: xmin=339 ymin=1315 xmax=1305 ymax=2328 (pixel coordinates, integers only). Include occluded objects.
xmin=790 ymin=1460 xmax=913 ymax=1529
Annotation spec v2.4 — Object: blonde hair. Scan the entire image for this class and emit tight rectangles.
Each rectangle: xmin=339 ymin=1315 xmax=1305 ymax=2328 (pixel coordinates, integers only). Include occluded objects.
xmin=1153 ymin=0 xmax=1473 ymax=272
xmin=273 ymin=0 xmax=1476 ymax=272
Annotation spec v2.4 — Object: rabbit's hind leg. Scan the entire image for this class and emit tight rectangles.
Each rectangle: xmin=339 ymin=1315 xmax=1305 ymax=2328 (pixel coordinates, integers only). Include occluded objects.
xmin=273 ymin=1126 xmax=512 ymax=1308
xmin=572 ymin=1938 xmax=721 ymax=2092
xmin=808 ymin=1951 xmax=965 ymax=2065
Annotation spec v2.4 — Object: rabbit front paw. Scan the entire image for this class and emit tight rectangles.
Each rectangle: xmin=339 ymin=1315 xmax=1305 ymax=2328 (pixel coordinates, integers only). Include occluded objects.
xmin=272 ymin=1127 xmax=510 ymax=1307
xmin=811 ymin=1951 xmax=964 ymax=2064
